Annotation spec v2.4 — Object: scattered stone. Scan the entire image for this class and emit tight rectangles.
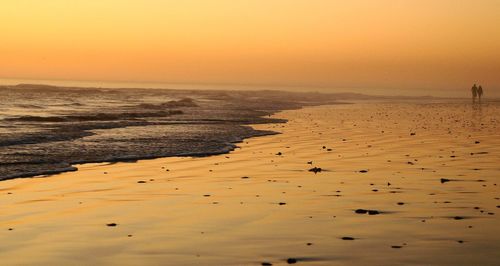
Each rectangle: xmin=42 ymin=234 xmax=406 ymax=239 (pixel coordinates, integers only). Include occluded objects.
xmin=309 ymin=167 xmax=322 ymax=174
xmin=440 ymin=178 xmax=451 ymax=184
xmin=137 ymin=180 xmax=147 ymax=183
xmin=341 ymin=237 xmax=355 ymax=240
xmin=355 ymin=209 xmax=380 ymax=215
xmin=279 ymin=202 xmax=287 ymax=205
xmin=262 ymin=263 xmax=273 ymax=266
xmin=287 ymin=258 xmax=298 ymax=264
xmin=391 ymin=245 xmax=403 ymax=249
xmin=453 ymin=216 xmax=464 ymax=220
xmin=241 ymin=176 xmax=250 ymax=179
xmin=107 ymin=223 xmax=118 ymax=227
xmin=397 ymin=202 xmax=405 ymax=205
xmin=359 ymin=170 xmax=369 ymax=173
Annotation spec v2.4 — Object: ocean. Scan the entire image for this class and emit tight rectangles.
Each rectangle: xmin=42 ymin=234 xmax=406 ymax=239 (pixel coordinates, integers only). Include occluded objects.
xmin=0 ymin=83 xmax=342 ymax=180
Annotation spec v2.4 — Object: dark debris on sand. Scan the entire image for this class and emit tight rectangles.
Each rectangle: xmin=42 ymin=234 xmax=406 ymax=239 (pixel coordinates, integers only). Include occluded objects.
xmin=308 ymin=167 xmax=322 ymax=174
xmin=355 ymin=209 xmax=381 ymax=215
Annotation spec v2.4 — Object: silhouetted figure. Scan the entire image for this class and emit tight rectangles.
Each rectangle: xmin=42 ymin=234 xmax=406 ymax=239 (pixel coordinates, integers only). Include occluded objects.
xmin=471 ymin=84 xmax=478 ymax=103
xmin=478 ymin=85 xmax=483 ymax=102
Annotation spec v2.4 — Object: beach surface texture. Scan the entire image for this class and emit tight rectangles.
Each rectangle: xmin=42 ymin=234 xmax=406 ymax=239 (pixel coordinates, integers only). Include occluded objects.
xmin=1 ymin=102 xmax=499 ymax=265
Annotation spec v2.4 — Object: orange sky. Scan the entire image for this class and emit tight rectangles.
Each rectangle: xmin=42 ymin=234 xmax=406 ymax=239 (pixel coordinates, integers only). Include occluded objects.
xmin=1 ymin=0 xmax=499 ymax=93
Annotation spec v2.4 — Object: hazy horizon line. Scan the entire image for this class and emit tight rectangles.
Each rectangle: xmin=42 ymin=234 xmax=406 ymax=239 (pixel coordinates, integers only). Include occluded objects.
xmin=0 ymin=77 xmax=486 ymax=96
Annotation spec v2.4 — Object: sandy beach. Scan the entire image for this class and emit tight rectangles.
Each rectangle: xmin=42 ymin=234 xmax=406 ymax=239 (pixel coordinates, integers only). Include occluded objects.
xmin=1 ymin=102 xmax=499 ymax=265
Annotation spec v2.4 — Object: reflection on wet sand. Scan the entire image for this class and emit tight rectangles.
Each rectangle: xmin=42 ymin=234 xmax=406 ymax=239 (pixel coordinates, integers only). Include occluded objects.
xmin=0 ymin=102 xmax=499 ymax=265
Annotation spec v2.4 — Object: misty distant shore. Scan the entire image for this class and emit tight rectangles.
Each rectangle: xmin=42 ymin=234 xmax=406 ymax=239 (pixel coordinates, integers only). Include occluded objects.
xmin=3 ymin=82 xmax=493 ymax=100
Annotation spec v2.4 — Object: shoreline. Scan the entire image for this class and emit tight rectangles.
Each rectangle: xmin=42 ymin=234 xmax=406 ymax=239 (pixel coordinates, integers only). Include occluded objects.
xmin=6 ymin=98 xmax=494 ymax=181
xmin=4 ymin=85 xmax=346 ymax=181
xmin=0 ymin=103 xmax=290 ymax=181
xmin=0 ymin=126 xmax=280 ymax=182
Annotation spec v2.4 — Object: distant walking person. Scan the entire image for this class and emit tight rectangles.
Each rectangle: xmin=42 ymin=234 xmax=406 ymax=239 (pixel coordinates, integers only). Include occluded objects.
xmin=478 ymin=85 xmax=484 ymax=102
xmin=471 ymin=84 xmax=478 ymax=103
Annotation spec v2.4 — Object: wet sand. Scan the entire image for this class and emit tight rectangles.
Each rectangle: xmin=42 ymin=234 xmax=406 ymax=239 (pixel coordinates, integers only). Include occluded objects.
xmin=1 ymin=102 xmax=499 ymax=265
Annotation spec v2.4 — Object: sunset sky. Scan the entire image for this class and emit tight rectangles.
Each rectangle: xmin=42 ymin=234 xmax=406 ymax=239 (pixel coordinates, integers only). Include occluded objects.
xmin=1 ymin=0 xmax=499 ymax=94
